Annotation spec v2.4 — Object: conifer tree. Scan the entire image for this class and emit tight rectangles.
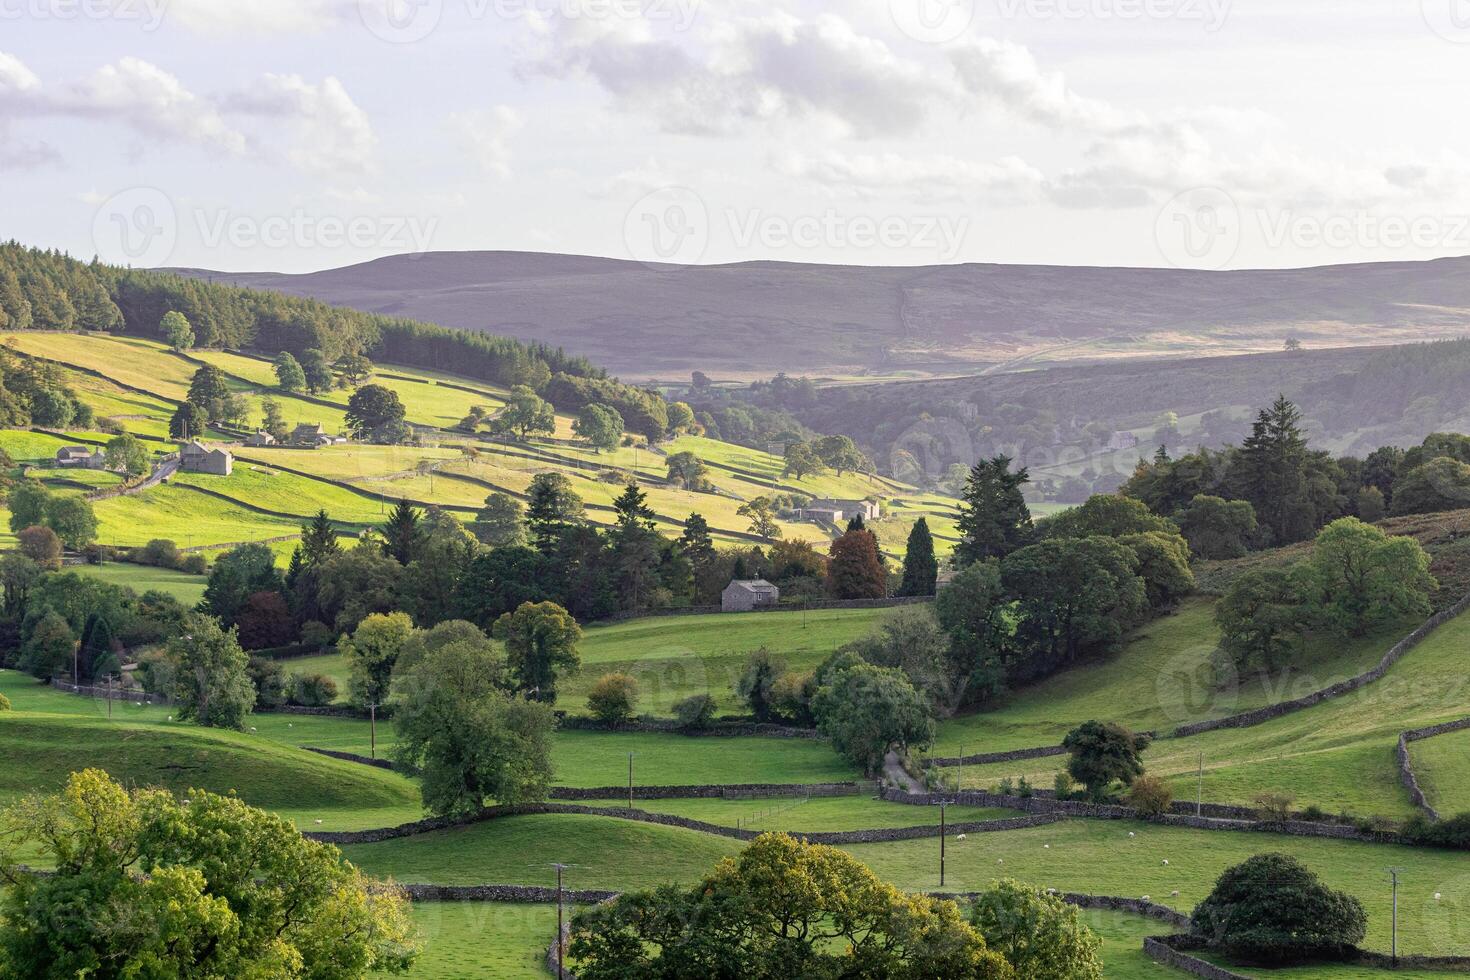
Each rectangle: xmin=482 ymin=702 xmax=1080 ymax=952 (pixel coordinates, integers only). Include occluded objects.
xmin=954 ymin=455 xmax=1033 ymax=566
xmin=898 ymin=517 xmax=938 ymax=597
xmin=380 ymin=500 xmax=423 ymax=565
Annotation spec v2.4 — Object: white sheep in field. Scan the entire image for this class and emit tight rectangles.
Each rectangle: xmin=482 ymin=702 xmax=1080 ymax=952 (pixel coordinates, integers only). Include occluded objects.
xmin=956 ymin=834 xmax=966 ymax=841
xmin=1171 ymin=891 xmax=1180 ymax=898
xmin=1162 ymin=859 xmax=1169 ymax=865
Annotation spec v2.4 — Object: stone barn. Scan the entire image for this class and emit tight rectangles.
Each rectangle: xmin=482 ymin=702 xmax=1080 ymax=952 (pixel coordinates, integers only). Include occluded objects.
xmin=722 ymin=579 xmax=780 ymax=612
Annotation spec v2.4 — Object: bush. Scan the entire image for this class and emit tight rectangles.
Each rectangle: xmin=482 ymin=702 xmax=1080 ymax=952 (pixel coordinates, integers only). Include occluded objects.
xmin=1402 ymin=812 xmax=1470 ymax=849
xmin=178 ymin=554 xmax=208 ymax=575
xmin=247 ymin=657 xmax=289 ymax=709
xmin=0 ymin=691 xmax=10 ymax=711
xmin=1053 ymin=771 xmax=1078 ymax=800
xmin=1125 ymin=774 xmax=1174 ymax=816
xmin=672 ymin=693 xmax=716 ymax=729
xmin=135 ymin=538 xmax=182 ymax=568
xmin=300 ymin=620 xmax=334 ymax=651
xmin=18 ymin=525 xmax=63 ymax=570
xmin=769 ymin=670 xmax=814 ymax=726
xmin=1252 ymin=791 xmax=1296 ymax=822
xmin=970 ymin=878 xmax=1104 ymax=980
xmin=1300 ymin=804 xmax=1326 ymax=822
xmin=586 ymin=672 xmax=639 ymax=725
xmin=1191 ymin=853 xmax=1367 ymax=964
xmin=289 ymin=673 xmax=338 ymax=707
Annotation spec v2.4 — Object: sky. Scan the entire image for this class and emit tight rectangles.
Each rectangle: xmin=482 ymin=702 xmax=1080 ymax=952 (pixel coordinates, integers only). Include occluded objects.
xmin=3 ymin=0 xmax=1470 ymax=273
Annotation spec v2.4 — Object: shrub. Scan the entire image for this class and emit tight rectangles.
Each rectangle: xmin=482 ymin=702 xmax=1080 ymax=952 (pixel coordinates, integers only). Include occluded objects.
xmin=1402 ymin=812 xmax=1470 ymax=849
xmin=289 ymin=673 xmax=338 ymax=707
xmin=1252 ymin=791 xmax=1296 ymax=822
xmin=0 ymin=691 xmax=10 ymax=711
xmin=1300 ymin=804 xmax=1326 ymax=822
xmin=970 ymin=878 xmax=1104 ymax=979
xmin=1193 ymin=854 xmax=1366 ymax=964
xmin=247 ymin=657 xmax=289 ymax=709
xmin=17 ymin=525 xmax=62 ymax=571
xmin=769 ymin=670 xmax=814 ymax=725
xmin=1053 ymin=771 xmax=1078 ymax=800
xmin=135 ymin=538 xmax=182 ymax=568
xmin=734 ymin=648 xmax=785 ymax=722
xmin=1016 ymin=776 xmax=1033 ymax=799
xmin=586 ymin=672 xmax=639 ymax=725
xmin=1125 ymin=774 xmax=1174 ymax=816
xmin=300 ymin=620 xmax=334 ymax=651
xmin=178 ymin=553 xmax=208 ymax=575
xmin=672 ymin=693 xmax=717 ymax=729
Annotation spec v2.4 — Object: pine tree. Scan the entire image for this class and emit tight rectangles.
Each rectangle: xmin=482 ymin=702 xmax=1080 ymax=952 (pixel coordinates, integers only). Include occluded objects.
xmin=1232 ymin=395 xmax=1309 ymax=544
xmin=612 ymin=483 xmax=655 ymax=530
xmin=846 ymin=513 xmax=866 ymax=532
xmin=954 ymin=454 xmax=1033 ymax=565
xmin=299 ymin=510 xmax=341 ymax=569
xmin=380 ymin=500 xmax=423 ymax=565
xmin=898 ymin=517 xmax=938 ymax=597
xmin=611 ymin=483 xmax=659 ymax=611
xmin=526 ymin=473 xmax=584 ymax=554
xmin=679 ymin=513 xmax=716 ymax=569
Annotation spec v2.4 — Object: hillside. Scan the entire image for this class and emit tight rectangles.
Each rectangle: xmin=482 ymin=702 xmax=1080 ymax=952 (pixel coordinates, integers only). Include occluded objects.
xmin=175 ymin=251 xmax=1470 ymax=382
xmin=0 ymin=332 xmax=958 ymax=560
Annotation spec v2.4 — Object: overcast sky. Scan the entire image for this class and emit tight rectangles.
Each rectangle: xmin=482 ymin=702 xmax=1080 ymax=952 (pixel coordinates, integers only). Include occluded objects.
xmin=4 ymin=0 xmax=1469 ymax=272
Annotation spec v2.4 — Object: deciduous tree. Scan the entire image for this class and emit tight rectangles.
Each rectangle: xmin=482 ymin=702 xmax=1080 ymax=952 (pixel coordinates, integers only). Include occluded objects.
xmin=168 ymin=613 xmax=256 ymax=730
xmin=492 ymin=601 xmax=582 ymax=703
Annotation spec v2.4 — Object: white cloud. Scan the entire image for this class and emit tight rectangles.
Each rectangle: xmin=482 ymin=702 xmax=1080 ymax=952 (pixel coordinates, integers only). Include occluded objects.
xmin=447 ymin=106 xmax=523 ymax=179
xmin=222 ymin=74 xmax=377 ymax=174
xmin=164 ymin=0 xmax=349 ymax=35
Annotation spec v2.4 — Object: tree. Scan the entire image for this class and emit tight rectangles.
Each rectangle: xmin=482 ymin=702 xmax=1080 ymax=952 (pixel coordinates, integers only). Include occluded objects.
xmin=846 ymin=605 xmax=955 ymax=712
xmin=18 ymin=610 xmax=74 ymax=680
xmin=827 ymin=526 xmax=886 ymax=599
xmin=782 ymin=441 xmax=826 ymax=480
xmin=1214 ymin=566 xmax=1314 ymax=672
xmin=260 ymin=396 xmax=288 ymax=442
xmin=168 ymin=613 xmax=256 ymax=730
xmin=0 ymin=769 xmax=418 ymax=978
xmin=473 ymin=492 xmax=525 ymax=546
xmin=169 ymin=400 xmax=208 ymax=440
xmin=391 ymin=636 xmax=555 ymax=817
xmin=1042 ymin=493 xmax=1175 ymax=540
xmin=202 ymin=542 xmax=282 ymax=626
xmin=492 ymin=601 xmax=582 ymax=703
xmin=1061 ymin=721 xmax=1149 ymax=800
xmin=1178 ymin=494 xmax=1257 ymax=559
xmin=342 ymin=611 xmax=415 ymax=707
xmin=1118 ymin=531 xmax=1195 ymax=609
xmin=814 ymin=434 xmax=866 ymax=475
xmin=337 ymin=352 xmax=374 ymax=386
xmin=186 ymin=365 xmax=229 ymax=411
xmin=811 ymin=662 xmax=934 ymax=774
xmin=1124 ymin=774 xmax=1174 ymax=817
xmin=43 ymin=496 xmax=97 ymax=550
xmin=0 ymin=554 xmax=41 ymax=616
xmin=737 ymin=496 xmax=780 ymax=541
xmin=969 ymin=879 xmax=1104 ymax=980
xmin=573 ymin=403 xmax=624 ymax=452
xmin=379 ymin=499 xmax=424 ymax=565
xmin=735 ymin=648 xmax=784 ymax=722
xmin=1390 ymin=456 xmax=1470 ymax=515
xmin=235 ymin=591 xmax=295 ymax=650
xmin=665 ymin=450 xmax=709 ymax=490
xmin=315 ymin=547 xmax=406 ymax=633
xmin=1308 ymin=517 xmax=1434 ymax=635
xmin=935 ymin=559 xmax=1011 ymax=705
xmin=273 ymin=350 xmax=306 ymax=391
xmin=665 ymin=400 xmax=696 ymax=433
xmin=587 ymin=672 xmax=640 ymax=724
xmin=610 ymin=483 xmax=661 ymax=611
xmin=298 ymin=509 xmax=341 ymax=569
xmin=1231 ymin=395 xmax=1312 ymax=544
xmin=300 ymin=347 xmax=335 ymax=392
xmin=679 ymin=513 xmax=716 ymax=568
xmin=1356 ymin=485 xmax=1386 ymax=522
xmin=345 ymin=384 xmax=407 ymax=439
xmin=898 ymin=517 xmax=938 ymax=597
xmin=17 ymin=525 xmax=61 ymax=571
xmin=160 ymin=309 xmax=194 ymax=349
xmin=569 ymin=833 xmax=1011 ymax=980
xmin=955 ymin=455 xmax=1033 ymax=565
xmin=673 ymin=693 xmax=717 ymax=729
xmin=77 ymin=612 xmax=120 ymax=681
xmin=1001 ymin=538 xmax=1147 ymax=677
xmin=1191 ymin=853 xmax=1366 ymax=964
xmin=490 ymin=385 xmax=555 ymax=442
xmin=526 ymin=472 xmax=584 ymax=553
xmin=7 ymin=482 xmax=49 ymax=534
xmin=104 ymin=432 xmax=149 ymax=477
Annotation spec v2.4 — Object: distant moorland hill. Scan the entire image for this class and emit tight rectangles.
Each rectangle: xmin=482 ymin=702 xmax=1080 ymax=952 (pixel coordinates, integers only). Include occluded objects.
xmin=177 ymin=251 xmax=1470 ymax=381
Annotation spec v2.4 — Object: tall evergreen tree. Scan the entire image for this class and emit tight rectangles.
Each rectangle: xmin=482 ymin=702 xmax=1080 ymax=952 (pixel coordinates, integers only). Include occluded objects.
xmin=299 ymin=510 xmax=341 ymax=569
xmin=954 ymin=455 xmax=1033 ymax=565
xmin=897 ymin=517 xmax=938 ymax=597
xmin=611 ymin=483 xmax=660 ymax=611
xmin=526 ymin=473 xmax=584 ymax=554
xmin=678 ymin=513 xmax=716 ymax=569
xmin=1232 ymin=395 xmax=1310 ymax=544
xmin=380 ymin=500 xmax=424 ymax=566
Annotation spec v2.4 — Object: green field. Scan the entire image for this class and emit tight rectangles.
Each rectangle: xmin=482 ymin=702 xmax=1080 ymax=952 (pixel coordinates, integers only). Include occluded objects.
xmin=1409 ymin=728 xmax=1470 ymax=817
xmin=567 ymin=606 xmax=890 ymax=714
xmin=386 ymin=902 xmax=569 ymax=979
xmin=71 ymin=561 xmax=208 ymax=604
xmin=632 ymin=795 xmax=1015 ymax=831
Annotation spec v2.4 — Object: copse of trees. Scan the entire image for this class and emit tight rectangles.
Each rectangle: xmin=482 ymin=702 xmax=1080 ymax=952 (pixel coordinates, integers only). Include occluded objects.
xmin=7 ymin=481 xmax=98 ymax=551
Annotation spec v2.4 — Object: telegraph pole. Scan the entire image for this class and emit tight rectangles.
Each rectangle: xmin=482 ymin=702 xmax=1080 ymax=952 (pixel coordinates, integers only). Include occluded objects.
xmin=368 ymin=702 xmax=378 ymax=759
xmin=937 ymin=801 xmax=953 ymax=888
xmin=1388 ymin=868 xmax=1402 ymax=964
xmin=1196 ymin=753 xmax=1204 ymax=816
xmin=627 ymin=752 xmax=635 ymax=810
xmin=553 ymin=863 xmax=567 ymax=980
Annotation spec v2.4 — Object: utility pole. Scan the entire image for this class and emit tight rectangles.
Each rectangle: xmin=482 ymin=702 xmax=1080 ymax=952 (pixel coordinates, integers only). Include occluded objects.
xmin=938 ymin=801 xmax=952 ymax=888
xmin=1196 ymin=752 xmax=1204 ymax=817
xmin=1388 ymin=868 xmax=1402 ymax=964
xmin=106 ymin=673 xmax=114 ymax=720
xmin=553 ymin=863 xmax=567 ymax=980
xmin=368 ymin=702 xmax=378 ymax=759
xmin=627 ymin=752 xmax=636 ymax=810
